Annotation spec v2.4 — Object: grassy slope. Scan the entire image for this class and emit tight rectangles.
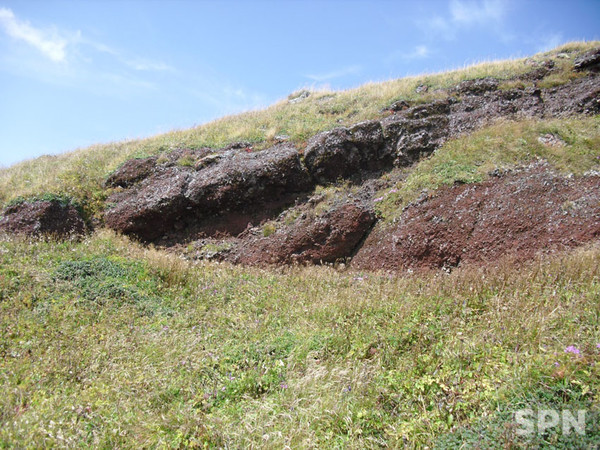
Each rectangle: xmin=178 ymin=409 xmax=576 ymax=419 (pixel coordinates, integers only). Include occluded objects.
xmin=0 ymin=232 xmax=598 ymax=447
xmin=0 ymin=41 xmax=597 ymax=219
xmin=1 ymin=42 xmax=600 ymax=448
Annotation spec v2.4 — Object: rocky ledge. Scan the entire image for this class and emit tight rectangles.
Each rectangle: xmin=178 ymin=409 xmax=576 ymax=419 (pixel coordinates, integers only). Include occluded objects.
xmin=4 ymin=49 xmax=600 ymax=271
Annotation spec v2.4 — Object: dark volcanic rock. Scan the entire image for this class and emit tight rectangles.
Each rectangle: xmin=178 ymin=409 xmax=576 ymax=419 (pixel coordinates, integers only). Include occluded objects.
xmin=453 ymin=77 xmax=499 ymax=95
xmin=304 ymin=120 xmax=387 ymax=184
xmin=103 ymin=63 xmax=600 ymax=263
xmin=352 ymin=164 xmax=600 ymax=272
xmin=574 ymin=47 xmax=600 ymax=72
xmin=104 ymin=167 xmax=191 ymax=241
xmin=0 ymin=200 xmax=85 ymax=237
xmin=542 ymin=76 xmax=600 ymax=116
xmin=226 ymin=200 xmax=376 ymax=265
xmin=105 ymin=156 xmax=157 ymax=188
xmin=184 ymin=144 xmax=312 ymax=208
xmin=104 ymin=143 xmax=313 ymax=241
xmin=382 ymin=112 xmax=450 ymax=166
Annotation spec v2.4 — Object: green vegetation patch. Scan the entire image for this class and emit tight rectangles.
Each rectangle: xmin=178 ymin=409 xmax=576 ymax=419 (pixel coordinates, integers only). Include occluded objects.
xmin=0 ymin=231 xmax=598 ymax=447
xmin=376 ymin=115 xmax=600 ymax=221
xmin=52 ymin=256 xmax=174 ymax=317
xmin=5 ymin=193 xmax=80 ymax=210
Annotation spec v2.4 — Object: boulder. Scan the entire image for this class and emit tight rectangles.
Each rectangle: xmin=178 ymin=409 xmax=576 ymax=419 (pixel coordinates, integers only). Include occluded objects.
xmin=0 ymin=199 xmax=85 ymax=237
xmin=304 ymin=120 xmax=387 ymax=184
xmin=184 ymin=143 xmax=312 ymax=209
xmin=382 ymin=114 xmax=450 ymax=166
xmin=105 ymin=156 xmax=157 ymax=188
xmin=104 ymin=167 xmax=191 ymax=241
xmin=453 ymin=77 xmax=499 ymax=95
xmin=574 ymin=47 xmax=600 ymax=72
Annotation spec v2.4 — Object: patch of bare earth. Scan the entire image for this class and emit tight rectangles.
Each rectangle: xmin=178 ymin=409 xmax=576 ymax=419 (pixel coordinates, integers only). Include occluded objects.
xmin=352 ymin=163 xmax=600 ymax=271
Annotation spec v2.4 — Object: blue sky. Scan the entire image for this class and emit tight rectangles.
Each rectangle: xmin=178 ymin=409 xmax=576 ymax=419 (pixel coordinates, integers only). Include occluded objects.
xmin=0 ymin=0 xmax=598 ymax=167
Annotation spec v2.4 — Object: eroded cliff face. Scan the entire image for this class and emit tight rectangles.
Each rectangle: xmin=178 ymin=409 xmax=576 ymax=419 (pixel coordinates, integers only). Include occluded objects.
xmin=352 ymin=162 xmax=600 ymax=271
xmin=4 ymin=49 xmax=599 ymax=271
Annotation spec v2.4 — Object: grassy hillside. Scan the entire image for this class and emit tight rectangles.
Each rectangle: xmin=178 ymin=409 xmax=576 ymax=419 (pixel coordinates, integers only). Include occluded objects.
xmin=1 ymin=231 xmax=598 ymax=447
xmin=1 ymin=41 xmax=600 ymax=448
xmin=0 ymin=41 xmax=597 ymax=219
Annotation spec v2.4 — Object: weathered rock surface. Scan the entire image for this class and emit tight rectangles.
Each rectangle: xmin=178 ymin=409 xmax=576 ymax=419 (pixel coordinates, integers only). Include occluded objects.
xmin=574 ymin=48 xmax=600 ymax=72
xmin=105 ymin=156 xmax=158 ymax=188
xmin=104 ymin=143 xmax=313 ymax=241
xmin=225 ymin=200 xmax=376 ymax=266
xmin=101 ymin=53 xmax=600 ymax=268
xmin=0 ymin=200 xmax=85 ymax=237
xmin=352 ymin=164 xmax=600 ymax=271
xmin=304 ymin=120 xmax=387 ymax=184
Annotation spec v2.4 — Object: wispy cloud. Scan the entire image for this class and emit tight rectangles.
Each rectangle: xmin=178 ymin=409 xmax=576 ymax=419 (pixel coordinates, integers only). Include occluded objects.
xmin=85 ymin=39 xmax=174 ymax=72
xmin=386 ymin=45 xmax=431 ymax=64
xmin=420 ymin=0 xmax=508 ymax=40
xmin=125 ymin=58 xmax=174 ymax=72
xmin=0 ymin=7 xmax=69 ymax=62
xmin=189 ymin=81 xmax=268 ymax=116
xmin=449 ymin=0 xmax=506 ymax=25
xmin=305 ymin=65 xmax=362 ymax=82
xmin=0 ymin=7 xmax=173 ymax=95
xmin=534 ymin=33 xmax=564 ymax=52
xmin=0 ymin=7 xmax=268 ymax=120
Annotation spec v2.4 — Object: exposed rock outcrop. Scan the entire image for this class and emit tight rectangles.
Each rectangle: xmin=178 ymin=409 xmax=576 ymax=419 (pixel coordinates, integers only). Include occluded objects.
xmin=0 ymin=200 xmax=85 ymax=237
xmin=224 ymin=200 xmax=376 ymax=265
xmin=104 ymin=143 xmax=313 ymax=241
xmin=352 ymin=164 xmax=600 ymax=271
xmin=101 ymin=54 xmax=600 ymax=269
xmin=105 ymin=156 xmax=158 ymax=188
xmin=574 ymin=48 xmax=600 ymax=72
xmin=304 ymin=120 xmax=387 ymax=184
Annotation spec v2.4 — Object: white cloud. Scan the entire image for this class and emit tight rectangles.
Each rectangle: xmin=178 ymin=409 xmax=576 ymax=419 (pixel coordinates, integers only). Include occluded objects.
xmin=0 ymin=7 xmax=68 ymax=62
xmin=86 ymin=39 xmax=174 ymax=72
xmin=420 ymin=0 xmax=508 ymax=40
xmin=0 ymin=8 xmax=173 ymax=77
xmin=385 ymin=45 xmax=431 ymax=64
xmin=409 ymin=45 xmax=430 ymax=59
xmin=535 ymin=33 xmax=564 ymax=52
xmin=450 ymin=0 xmax=506 ymax=24
xmin=305 ymin=65 xmax=361 ymax=82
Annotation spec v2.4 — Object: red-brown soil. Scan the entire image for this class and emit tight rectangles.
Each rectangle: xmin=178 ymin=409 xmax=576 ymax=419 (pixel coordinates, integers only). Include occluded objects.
xmin=352 ymin=164 xmax=600 ymax=271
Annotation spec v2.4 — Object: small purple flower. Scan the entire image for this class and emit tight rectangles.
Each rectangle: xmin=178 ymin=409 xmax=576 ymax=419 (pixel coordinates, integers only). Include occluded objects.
xmin=554 ymin=362 xmax=560 ymax=367
xmin=389 ymin=188 xmax=399 ymax=194
xmin=353 ymin=276 xmax=364 ymax=282
xmin=374 ymin=197 xmax=384 ymax=202
xmin=565 ymin=345 xmax=581 ymax=355
xmin=280 ymin=382 xmax=288 ymax=389
xmin=596 ymin=343 xmax=600 ymax=349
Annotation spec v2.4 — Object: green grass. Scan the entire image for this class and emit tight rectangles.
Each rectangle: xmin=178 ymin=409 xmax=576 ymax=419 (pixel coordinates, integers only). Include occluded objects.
xmin=0 ymin=230 xmax=598 ymax=447
xmin=0 ymin=41 xmax=597 ymax=220
xmin=1 ymin=41 xmax=599 ymax=448
xmin=375 ymin=115 xmax=600 ymax=221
